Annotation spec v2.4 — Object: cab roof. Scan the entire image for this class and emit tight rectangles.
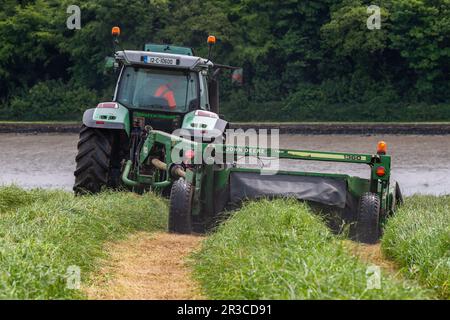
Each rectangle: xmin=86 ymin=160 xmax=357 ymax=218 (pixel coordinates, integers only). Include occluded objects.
xmin=115 ymin=50 xmax=212 ymax=70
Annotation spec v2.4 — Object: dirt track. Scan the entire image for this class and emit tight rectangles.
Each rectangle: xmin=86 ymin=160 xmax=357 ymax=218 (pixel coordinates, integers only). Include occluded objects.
xmin=85 ymin=232 xmax=204 ymax=300
xmin=84 ymin=233 xmax=407 ymax=300
xmin=344 ymin=241 xmax=399 ymax=276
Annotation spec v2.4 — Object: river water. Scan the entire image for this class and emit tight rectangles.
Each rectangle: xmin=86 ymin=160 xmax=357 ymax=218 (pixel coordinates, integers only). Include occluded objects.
xmin=0 ymin=133 xmax=449 ymax=196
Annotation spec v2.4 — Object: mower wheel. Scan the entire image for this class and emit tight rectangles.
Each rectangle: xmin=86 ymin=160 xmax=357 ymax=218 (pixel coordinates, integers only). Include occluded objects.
xmin=168 ymin=178 xmax=193 ymax=234
xmin=355 ymin=192 xmax=381 ymax=244
xmin=73 ymin=126 xmax=117 ymax=195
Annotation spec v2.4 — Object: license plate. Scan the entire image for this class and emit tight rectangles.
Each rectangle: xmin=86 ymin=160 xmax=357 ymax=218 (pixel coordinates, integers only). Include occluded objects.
xmin=143 ymin=56 xmax=177 ymax=66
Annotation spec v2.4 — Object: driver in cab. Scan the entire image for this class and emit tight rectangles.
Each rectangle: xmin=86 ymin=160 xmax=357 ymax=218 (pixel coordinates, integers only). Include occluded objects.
xmin=154 ymin=81 xmax=177 ymax=109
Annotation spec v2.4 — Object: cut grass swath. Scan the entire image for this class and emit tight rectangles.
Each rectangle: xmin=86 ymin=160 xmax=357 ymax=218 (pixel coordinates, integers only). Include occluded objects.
xmin=193 ymin=199 xmax=431 ymax=299
xmin=382 ymin=196 xmax=450 ymax=299
xmin=0 ymin=186 xmax=167 ymax=299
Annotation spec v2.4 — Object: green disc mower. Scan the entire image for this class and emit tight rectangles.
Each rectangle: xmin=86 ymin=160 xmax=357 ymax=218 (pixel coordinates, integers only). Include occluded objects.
xmin=74 ymin=27 xmax=402 ymax=244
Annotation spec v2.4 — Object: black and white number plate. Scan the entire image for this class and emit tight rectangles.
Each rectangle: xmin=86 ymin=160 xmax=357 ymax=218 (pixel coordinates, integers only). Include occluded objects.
xmin=143 ymin=56 xmax=177 ymax=66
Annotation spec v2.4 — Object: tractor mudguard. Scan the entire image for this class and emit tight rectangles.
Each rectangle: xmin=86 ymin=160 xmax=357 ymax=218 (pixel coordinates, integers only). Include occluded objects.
xmin=182 ymin=110 xmax=228 ymax=140
xmin=82 ymin=102 xmax=130 ymax=136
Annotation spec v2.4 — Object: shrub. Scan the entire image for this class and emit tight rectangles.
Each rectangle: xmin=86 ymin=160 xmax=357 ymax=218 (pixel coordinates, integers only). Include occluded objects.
xmin=0 ymin=80 xmax=98 ymax=121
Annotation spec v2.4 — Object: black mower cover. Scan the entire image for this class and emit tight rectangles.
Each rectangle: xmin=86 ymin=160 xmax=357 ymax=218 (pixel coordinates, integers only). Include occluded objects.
xmin=229 ymin=172 xmax=349 ymax=208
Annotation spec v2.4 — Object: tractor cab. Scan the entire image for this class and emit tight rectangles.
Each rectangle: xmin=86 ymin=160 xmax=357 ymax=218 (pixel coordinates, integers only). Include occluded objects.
xmin=112 ymin=49 xmax=216 ymax=133
xmin=75 ymin=27 xmax=231 ymax=195
xmin=81 ymin=28 xmax=227 ymax=137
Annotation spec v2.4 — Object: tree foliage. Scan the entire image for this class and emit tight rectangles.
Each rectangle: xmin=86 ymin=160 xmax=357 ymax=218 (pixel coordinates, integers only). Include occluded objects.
xmin=0 ymin=0 xmax=449 ymax=121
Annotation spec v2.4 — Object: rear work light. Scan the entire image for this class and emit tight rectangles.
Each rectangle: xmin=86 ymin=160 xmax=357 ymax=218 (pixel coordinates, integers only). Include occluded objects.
xmin=195 ymin=110 xmax=218 ymax=119
xmin=376 ymin=166 xmax=386 ymax=177
xmin=97 ymin=102 xmax=119 ymax=109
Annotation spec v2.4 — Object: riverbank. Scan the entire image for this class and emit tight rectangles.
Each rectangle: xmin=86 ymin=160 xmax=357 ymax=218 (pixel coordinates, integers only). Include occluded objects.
xmin=2 ymin=121 xmax=450 ymax=134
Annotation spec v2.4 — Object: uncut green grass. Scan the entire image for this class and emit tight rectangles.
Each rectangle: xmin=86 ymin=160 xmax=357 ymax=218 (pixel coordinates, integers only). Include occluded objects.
xmin=0 ymin=186 xmax=167 ymax=299
xmin=193 ymin=199 xmax=430 ymax=300
xmin=382 ymin=196 xmax=450 ymax=299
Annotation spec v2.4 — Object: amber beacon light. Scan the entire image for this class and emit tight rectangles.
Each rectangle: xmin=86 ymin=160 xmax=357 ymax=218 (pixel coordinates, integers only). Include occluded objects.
xmin=377 ymin=141 xmax=387 ymax=155
xmin=207 ymin=35 xmax=216 ymax=45
xmin=112 ymin=26 xmax=121 ymax=37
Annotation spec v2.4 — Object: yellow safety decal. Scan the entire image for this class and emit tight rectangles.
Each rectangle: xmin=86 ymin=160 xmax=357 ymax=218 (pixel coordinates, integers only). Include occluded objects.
xmin=287 ymin=151 xmax=367 ymax=161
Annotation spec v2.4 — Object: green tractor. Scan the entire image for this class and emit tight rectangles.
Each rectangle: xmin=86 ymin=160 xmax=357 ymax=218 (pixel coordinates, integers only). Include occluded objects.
xmin=74 ymin=27 xmax=402 ymax=244
xmin=74 ymin=29 xmax=230 ymax=195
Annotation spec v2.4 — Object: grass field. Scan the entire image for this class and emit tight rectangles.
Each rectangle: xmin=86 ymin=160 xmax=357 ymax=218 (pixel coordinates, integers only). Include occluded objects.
xmin=0 ymin=186 xmax=447 ymax=300
xmin=382 ymin=196 xmax=450 ymax=299
xmin=0 ymin=186 xmax=167 ymax=299
xmin=192 ymin=199 xmax=431 ymax=299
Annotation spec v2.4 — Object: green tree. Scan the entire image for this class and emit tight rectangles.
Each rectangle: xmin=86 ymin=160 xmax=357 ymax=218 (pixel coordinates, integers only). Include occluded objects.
xmin=389 ymin=0 xmax=450 ymax=101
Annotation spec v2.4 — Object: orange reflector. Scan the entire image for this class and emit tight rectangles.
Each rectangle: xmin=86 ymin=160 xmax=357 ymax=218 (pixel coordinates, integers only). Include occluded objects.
xmin=112 ymin=26 xmax=121 ymax=36
xmin=207 ymin=35 xmax=216 ymax=45
xmin=377 ymin=141 xmax=387 ymax=155
xmin=376 ymin=166 xmax=386 ymax=177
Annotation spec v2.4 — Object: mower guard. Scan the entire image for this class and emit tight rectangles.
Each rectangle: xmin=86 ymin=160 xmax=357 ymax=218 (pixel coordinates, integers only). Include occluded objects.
xmin=229 ymin=171 xmax=348 ymax=208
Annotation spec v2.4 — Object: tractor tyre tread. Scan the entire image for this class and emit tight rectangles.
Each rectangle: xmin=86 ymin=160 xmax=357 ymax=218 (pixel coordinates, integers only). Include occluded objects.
xmin=168 ymin=178 xmax=193 ymax=234
xmin=355 ymin=192 xmax=381 ymax=244
xmin=73 ymin=125 xmax=113 ymax=195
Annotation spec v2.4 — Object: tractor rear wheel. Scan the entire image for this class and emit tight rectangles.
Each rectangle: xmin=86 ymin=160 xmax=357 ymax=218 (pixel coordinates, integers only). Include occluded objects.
xmin=73 ymin=126 xmax=119 ymax=195
xmin=355 ymin=192 xmax=381 ymax=244
xmin=168 ymin=178 xmax=193 ymax=234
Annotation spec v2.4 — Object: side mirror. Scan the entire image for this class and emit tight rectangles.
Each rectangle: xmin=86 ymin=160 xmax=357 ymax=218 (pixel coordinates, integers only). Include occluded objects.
xmin=103 ymin=57 xmax=116 ymax=74
xmin=232 ymin=68 xmax=243 ymax=85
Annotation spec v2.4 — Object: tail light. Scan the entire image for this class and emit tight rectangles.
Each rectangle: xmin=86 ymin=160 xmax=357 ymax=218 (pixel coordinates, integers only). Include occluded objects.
xmin=376 ymin=166 xmax=386 ymax=177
